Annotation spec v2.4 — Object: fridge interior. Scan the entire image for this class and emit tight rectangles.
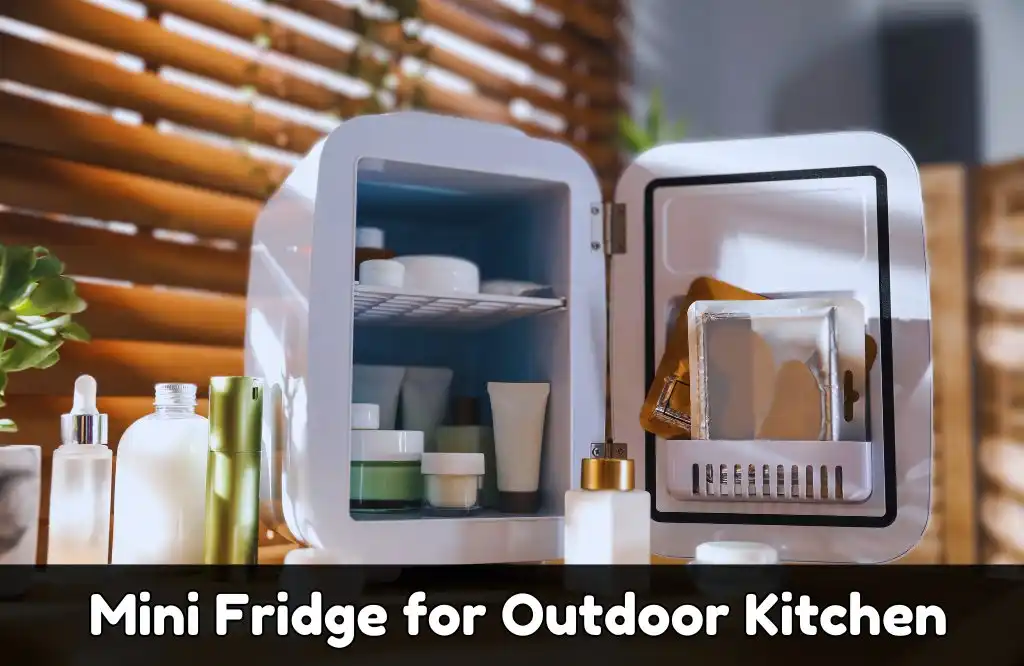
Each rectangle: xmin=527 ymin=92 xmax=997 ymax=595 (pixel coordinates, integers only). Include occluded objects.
xmin=350 ymin=158 xmax=574 ymax=521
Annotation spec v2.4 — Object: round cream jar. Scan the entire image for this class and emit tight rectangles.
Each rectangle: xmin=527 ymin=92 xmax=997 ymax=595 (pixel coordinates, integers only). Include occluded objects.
xmin=421 ymin=452 xmax=485 ymax=514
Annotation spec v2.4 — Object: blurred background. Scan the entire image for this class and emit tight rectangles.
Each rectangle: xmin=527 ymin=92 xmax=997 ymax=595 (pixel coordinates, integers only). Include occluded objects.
xmin=0 ymin=0 xmax=1016 ymax=563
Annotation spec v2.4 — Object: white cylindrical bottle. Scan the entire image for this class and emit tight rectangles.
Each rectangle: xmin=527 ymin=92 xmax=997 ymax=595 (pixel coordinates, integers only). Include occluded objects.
xmin=48 ymin=375 xmax=113 ymax=564
xmin=563 ymin=443 xmax=650 ymax=564
xmin=111 ymin=384 xmax=210 ymax=564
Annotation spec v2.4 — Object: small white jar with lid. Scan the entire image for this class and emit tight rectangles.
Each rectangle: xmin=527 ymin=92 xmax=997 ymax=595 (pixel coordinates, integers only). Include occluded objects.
xmin=421 ymin=452 xmax=485 ymax=514
xmin=690 ymin=541 xmax=782 ymax=599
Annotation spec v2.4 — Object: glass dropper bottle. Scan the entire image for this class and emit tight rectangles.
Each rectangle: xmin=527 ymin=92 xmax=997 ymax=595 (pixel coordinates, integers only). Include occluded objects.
xmin=48 ymin=375 xmax=113 ymax=564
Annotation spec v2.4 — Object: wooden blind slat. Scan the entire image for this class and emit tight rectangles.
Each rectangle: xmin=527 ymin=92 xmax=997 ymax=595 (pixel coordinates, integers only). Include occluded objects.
xmin=134 ymin=0 xmax=617 ymax=158
xmin=76 ymin=282 xmax=246 ymax=347
xmin=451 ymin=0 xmax=613 ymax=71
xmin=535 ymin=0 xmax=617 ymax=42
xmin=416 ymin=0 xmax=616 ymax=102
xmin=141 ymin=0 xmax=615 ymax=136
xmin=422 ymin=36 xmax=615 ymax=136
xmin=0 ymin=145 xmax=258 ymax=241
xmin=138 ymin=0 xmax=367 ymax=80
xmin=0 ymin=395 xmax=209 ymax=451
xmin=396 ymin=78 xmax=618 ymax=171
xmin=0 ymin=90 xmax=287 ymax=200
xmin=0 ymin=211 xmax=249 ymax=295
xmin=5 ymin=339 xmax=243 ymax=396
xmin=0 ymin=34 xmax=322 ymax=154
xmin=2 ymin=0 xmax=360 ymax=114
xmin=271 ymin=0 xmax=616 ymax=104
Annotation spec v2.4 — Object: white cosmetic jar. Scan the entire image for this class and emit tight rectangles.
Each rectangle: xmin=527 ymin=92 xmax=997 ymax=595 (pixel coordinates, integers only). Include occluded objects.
xmin=394 ymin=256 xmax=480 ymax=294
xmin=359 ymin=259 xmax=405 ymax=288
xmin=351 ymin=403 xmax=380 ymax=430
xmin=689 ymin=541 xmax=782 ymax=600
xmin=421 ymin=452 xmax=485 ymax=513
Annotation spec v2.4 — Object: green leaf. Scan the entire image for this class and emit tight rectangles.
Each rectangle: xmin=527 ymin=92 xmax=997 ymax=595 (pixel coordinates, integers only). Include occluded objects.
xmin=0 ymin=245 xmax=36 ymax=308
xmin=0 ymin=308 xmax=14 ymax=325
xmin=12 ymin=276 xmax=86 ymax=316
xmin=0 ymin=418 xmax=16 ymax=433
xmin=618 ymin=114 xmax=651 ymax=154
xmin=28 ymin=250 xmax=64 ymax=282
xmin=35 ymin=350 xmax=60 ymax=370
xmin=2 ymin=322 xmax=54 ymax=347
xmin=59 ymin=321 xmax=91 ymax=342
xmin=26 ymin=313 xmax=70 ymax=331
xmin=0 ymin=370 xmax=7 ymax=396
xmin=646 ymin=88 xmax=664 ymax=143
xmin=0 ymin=338 xmax=63 ymax=372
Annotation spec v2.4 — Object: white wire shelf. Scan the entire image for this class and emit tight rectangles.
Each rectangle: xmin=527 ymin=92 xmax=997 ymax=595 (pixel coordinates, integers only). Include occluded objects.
xmin=353 ymin=284 xmax=566 ymax=328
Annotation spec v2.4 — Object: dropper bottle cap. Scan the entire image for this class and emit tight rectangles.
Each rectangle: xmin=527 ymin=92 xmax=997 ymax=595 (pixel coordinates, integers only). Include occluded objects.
xmin=60 ymin=374 xmax=109 ymax=445
xmin=580 ymin=442 xmax=635 ymax=491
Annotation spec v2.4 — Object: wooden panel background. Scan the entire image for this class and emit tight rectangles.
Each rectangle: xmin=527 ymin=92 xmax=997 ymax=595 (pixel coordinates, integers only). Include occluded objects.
xmin=894 ymin=165 xmax=976 ymax=564
xmin=0 ymin=0 xmax=626 ymax=561
xmin=974 ymin=158 xmax=1024 ymax=563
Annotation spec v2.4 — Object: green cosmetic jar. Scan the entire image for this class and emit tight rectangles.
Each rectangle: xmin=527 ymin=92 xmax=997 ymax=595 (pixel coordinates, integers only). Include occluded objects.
xmin=350 ymin=429 xmax=424 ymax=512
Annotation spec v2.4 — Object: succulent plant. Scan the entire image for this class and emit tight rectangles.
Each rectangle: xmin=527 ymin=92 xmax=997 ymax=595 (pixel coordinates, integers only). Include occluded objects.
xmin=0 ymin=245 xmax=90 ymax=433
xmin=619 ymin=88 xmax=687 ymax=155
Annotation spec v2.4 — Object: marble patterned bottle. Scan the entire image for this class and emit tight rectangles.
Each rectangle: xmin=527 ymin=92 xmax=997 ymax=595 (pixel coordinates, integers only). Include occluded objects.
xmin=0 ymin=445 xmax=41 ymax=565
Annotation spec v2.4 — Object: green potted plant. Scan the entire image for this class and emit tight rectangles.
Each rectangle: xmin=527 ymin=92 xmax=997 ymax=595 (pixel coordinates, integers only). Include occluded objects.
xmin=0 ymin=244 xmax=90 ymax=432
xmin=619 ymin=88 xmax=687 ymax=154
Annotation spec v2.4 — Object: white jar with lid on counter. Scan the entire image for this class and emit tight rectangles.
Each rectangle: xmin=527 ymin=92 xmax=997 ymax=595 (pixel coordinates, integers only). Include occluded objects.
xmin=421 ymin=452 xmax=485 ymax=515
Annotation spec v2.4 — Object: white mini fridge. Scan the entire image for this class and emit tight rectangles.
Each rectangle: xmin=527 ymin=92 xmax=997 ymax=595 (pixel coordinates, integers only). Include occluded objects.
xmin=246 ymin=111 xmax=933 ymax=565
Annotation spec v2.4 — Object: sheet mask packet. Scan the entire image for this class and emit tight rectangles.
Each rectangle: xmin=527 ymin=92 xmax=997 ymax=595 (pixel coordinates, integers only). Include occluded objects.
xmin=638 ymin=277 xmax=877 ymax=440
xmin=687 ymin=298 xmax=867 ymax=441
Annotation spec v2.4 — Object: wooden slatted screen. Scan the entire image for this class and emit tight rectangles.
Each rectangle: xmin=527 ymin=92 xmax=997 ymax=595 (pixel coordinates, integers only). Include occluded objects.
xmin=895 ymin=164 xmax=977 ymax=564
xmin=975 ymin=158 xmax=1024 ymax=563
xmin=0 ymin=0 xmax=625 ymax=561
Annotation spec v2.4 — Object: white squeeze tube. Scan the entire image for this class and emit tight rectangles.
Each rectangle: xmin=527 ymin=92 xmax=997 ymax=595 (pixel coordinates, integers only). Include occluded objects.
xmin=487 ymin=382 xmax=550 ymax=515
xmin=48 ymin=375 xmax=113 ymax=564
xmin=352 ymin=365 xmax=405 ymax=430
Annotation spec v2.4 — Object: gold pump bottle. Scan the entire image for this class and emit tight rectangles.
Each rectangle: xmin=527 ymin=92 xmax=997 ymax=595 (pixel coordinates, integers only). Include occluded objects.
xmin=204 ymin=376 xmax=264 ymax=565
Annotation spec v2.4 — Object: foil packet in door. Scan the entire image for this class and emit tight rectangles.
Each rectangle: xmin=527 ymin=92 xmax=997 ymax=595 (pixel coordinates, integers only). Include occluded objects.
xmin=639 ymin=277 xmax=878 ymax=440
xmin=688 ymin=298 xmax=867 ymax=441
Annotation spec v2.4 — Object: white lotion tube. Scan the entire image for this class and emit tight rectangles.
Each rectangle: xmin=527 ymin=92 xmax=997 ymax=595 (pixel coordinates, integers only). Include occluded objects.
xmin=487 ymin=382 xmax=549 ymax=514
xmin=352 ymin=365 xmax=405 ymax=430
xmin=401 ymin=367 xmax=453 ymax=451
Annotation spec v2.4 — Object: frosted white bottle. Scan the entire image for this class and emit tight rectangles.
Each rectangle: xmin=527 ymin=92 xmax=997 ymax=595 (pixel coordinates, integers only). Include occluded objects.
xmin=563 ymin=444 xmax=650 ymax=564
xmin=48 ymin=375 xmax=113 ymax=564
xmin=111 ymin=383 xmax=210 ymax=564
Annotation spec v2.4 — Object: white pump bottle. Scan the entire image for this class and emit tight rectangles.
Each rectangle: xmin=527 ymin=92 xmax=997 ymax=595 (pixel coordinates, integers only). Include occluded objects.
xmin=47 ymin=375 xmax=113 ymax=564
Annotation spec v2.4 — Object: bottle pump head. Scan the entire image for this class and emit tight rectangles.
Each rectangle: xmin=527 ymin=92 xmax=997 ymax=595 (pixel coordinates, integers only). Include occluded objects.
xmin=580 ymin=442 xmax=635 ymax=491
xmin=61 ymin=374 xmax=108 ymax=445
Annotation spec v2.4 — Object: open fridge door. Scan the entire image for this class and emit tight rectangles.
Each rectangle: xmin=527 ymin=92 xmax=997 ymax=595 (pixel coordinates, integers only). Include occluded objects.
xmin=610 ymin=132 xmax=932 ymax=563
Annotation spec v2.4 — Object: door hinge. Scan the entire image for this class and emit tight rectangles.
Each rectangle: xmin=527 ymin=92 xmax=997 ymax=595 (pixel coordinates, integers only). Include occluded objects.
xmin=591 ymin=202 xmax=626 ymax=255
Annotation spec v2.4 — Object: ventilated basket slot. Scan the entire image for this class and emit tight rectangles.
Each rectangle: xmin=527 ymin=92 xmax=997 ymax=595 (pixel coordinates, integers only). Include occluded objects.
xmin=665 ymin=439 xmax=872 ymax=504
xmin=689 ymin=462 xmax=843 ymax=500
